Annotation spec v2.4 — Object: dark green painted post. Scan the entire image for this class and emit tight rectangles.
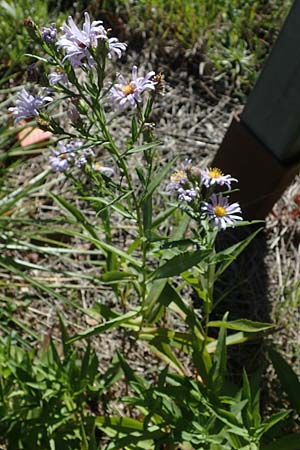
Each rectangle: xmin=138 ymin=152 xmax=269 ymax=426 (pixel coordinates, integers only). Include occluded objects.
xmin=212 ymin=0 xmax=300 ymax=219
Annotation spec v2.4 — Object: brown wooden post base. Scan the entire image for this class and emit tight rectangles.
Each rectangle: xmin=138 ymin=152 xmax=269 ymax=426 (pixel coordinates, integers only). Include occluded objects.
xmin=212 ymin=118 xmax=300 ymax=220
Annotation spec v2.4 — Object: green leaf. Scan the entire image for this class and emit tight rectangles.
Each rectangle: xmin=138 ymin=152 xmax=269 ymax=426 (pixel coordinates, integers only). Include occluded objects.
xmin=125 ymin=141 xmax=161 ymax=155
xmin=100 ymin=271 xmax=137 ymax=283
xmin=143 ymin=157 xmax=176 ymax=200
xmin=143 ymin=195 xmax=152 ymax=234
xmin=206 ymin=332 xmax=251 ymax=353
xmin=262 ymin=434 xmax=300 ymax=450
xmin=207 ymin=319 xmax=273 ymax=333
xmin=95 ymin=415 xmax=144 ymax=432
xmin=258 ymin=410 xmax=290 ymax=437
xmin=144 ymin=280 xmax=190 ymax=324
xmin=151 ymin=206 xmax=177 ymax=230
xmin=148 ymin=340 xmax=186 ymax=375
xmin=150 ymin=249 xmax=210 ymax=280
xmin=269 ymin=349 xmax=300 ymax=414
xmin=67 ymin=310 xmax=138 ymax=344
xmin=117 ymin=352 xmax=149 ymax=394
xmin=214 ymin=227 xmax=262 ymax=279
xmin=131 ymin=116 xmax=138 ymax=142
xmin=210 ymin=313 xmax=227 ymax=393
xmin=51 ymin=193 xmax=98 ymax=239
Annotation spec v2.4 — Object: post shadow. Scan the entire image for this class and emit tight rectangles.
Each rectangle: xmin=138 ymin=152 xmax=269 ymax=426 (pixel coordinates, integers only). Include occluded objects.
xmin=203 ymin=0 xmax=300 ymax=408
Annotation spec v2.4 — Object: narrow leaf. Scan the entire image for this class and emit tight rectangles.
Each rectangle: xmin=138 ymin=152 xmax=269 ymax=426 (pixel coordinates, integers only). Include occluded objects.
xmin=151 ymin=249 xmax=210 ymax=280
xmin=67 ymin=310 xmax=138 ymax=344
xmin=269 ymin=349 xmax=300 ymax=414
xmin=207 ymin=319 xmax=273 ymax=333
xmin=262 ymin=434 xmax=300 ymax=450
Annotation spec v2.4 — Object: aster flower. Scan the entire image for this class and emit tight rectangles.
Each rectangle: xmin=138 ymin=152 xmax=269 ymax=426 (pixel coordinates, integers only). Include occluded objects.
xmin=48 ymin=71 xmax=68 ymax=86
xmin=110 ymin=65 xmax=156 ymax=109
xmin=167 ymin=160 xmax=192 ymax=192
xmin=49 ymin=141 xmax=92 ymax=172
xmin=9 ymin=88 xmax=52 ymax=124
xmin=93 ymin=162 xmax=114 ymax=177
xmin=168 ymin=169 xmax=188 ymax=192
xmin=49 ymin=143 xmax=75 ymax=172
xmin=201 ymin=167 xmax=237 ymax=189
xmin=56 ymin=12 xmax=107 ymax=67
xmin=75 ymin=148 xmax=95 ymax=167
xmin=107 ymin=37 xmax=127 ymax=59
xmin=42 ymin=23 xmax=57 ymax=43
xmin=177 ymin=187 xmax=199 ymax=203
xmin=202 ymin=193 xmax=242 ymax=230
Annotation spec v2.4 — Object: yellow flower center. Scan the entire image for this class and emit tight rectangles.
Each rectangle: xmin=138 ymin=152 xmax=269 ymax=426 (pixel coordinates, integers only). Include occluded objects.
xmin=208 ymin=167 xmax=223 ymax=179
xmin=59 ymin=153 xmax=68 ymax=160
xmin=214 ymin=205 xmax=227 ymax=217
xmin=171 ymin=170 xmax=186 ymax=183
xmin=123 ymin=84 xmax=136 ymax=96
xmin=94 ymin=162 xmax=103 ymax=170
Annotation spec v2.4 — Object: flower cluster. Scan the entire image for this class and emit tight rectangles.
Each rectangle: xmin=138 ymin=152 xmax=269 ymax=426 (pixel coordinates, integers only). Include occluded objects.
xmin=168 ymin=162 xmax=242 ymax=230
xmin=42 ymin=23 xmax=57 ymax=43
xmin=9 ymin=12 xmax=156 ymax=129
xmin=56 ymin=12 xmax=126 ymax=68
xmin=49 ymin=140 xmax=114 ymax=176
xmin=167 ymin=160 xmax=199 ymax=203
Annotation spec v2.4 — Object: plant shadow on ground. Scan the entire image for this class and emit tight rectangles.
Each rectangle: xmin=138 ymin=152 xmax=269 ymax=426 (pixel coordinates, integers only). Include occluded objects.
xmin=215 ymin=225 xmax=272 ymax=368
xmin=203 ymin=225 xmax=300 ymax=433
xmin=206 ymin=227 xmax=271 ymax=390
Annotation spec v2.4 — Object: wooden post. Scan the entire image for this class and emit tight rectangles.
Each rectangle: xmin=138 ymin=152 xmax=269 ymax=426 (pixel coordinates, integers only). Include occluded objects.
xmin=212 ymin=0 xmax=300 ymax=219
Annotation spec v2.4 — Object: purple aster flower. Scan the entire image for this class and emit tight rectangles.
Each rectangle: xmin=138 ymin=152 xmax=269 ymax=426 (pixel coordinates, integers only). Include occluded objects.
xmin=177 ymin=187 xmax=199 ymax=203
xmin=167 ymin=160 xmax=193 ymax=193
xmin=9 ymin=88 xmax=52 ymax=124
xmin=49 ymin=142 xmax=75 ymax=172
xmin=202 ymin=193 xmax=242 ymax=230
xmin=110 ymin=65 xmax=156 ymax=109
xmin=201 ymin=167 xmax=238 ymax=189
xmin=50 ymin=141 xmax=95 ymax=171
xmin=75 ymin=148 xmax=95 ymax=167
xmin=48 ymin=71 xmax=68 ymax=86
xmin=75 ymin=155 xmax=88 ymax=168
xmin=42 ymin=23 xmax=57 ymax=43
xmin=56 ymin=12 xmax=107 ymax=67
xmin=168 ymin=169 xmax=188 ymax=192
xmin=92 ymin=162 xmax=114 ymax=177
xmin=107 ymin=37 xmax=127 ymax=59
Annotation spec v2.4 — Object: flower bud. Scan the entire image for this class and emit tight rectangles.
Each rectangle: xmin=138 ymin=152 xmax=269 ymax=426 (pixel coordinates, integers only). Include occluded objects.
xmin=24 ymin=18 xmax=38 ymax=30
xmin=153 ymin=72 xmax=165 ymax=96
xmin=188 ymin=166 xmax=202 ymax=181
xmin=67 ymin=105 xmax=81 ymax=124
xmin=24 ymin=18 xmax=40 ymax=41
xmin=37 ymin=117 xmax=53 ymax=132
xmin=42 ymin=23 xmax=57 ymax=44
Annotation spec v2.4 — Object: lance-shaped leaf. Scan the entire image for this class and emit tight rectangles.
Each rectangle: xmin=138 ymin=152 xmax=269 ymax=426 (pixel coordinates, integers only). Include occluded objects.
xmin=269 ymin=348 xmax=300 ymax=414
xmin=214 ymin=227 xmax=262 ymax=279
xmin=207 ymin=319 xmax=273 ymax=333
xmin=124 ymin=141 xmax=161 ymax=155
xmin=150 ymin=249 xmax=210 ymax=280
xmin=142 ymin=157 xmax=176 ymax=200
xmin=67 ymin=310 xmax=139 ymax=344
xmin=261 ymin=434 xmax=300 ymax=450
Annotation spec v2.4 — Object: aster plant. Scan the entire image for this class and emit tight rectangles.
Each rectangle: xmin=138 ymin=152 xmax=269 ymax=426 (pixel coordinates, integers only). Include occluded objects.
xmin=5 ymin=12 xmax=275 ymax=449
